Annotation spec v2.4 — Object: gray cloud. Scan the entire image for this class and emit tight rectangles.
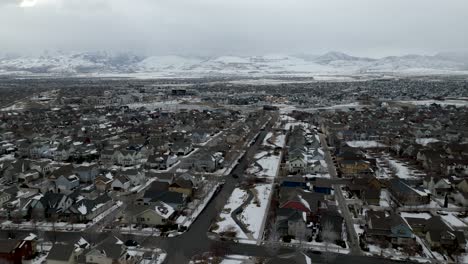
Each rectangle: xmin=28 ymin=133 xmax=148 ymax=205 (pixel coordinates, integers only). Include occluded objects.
xmin=1 ymin=0 xmax=467 ymax=57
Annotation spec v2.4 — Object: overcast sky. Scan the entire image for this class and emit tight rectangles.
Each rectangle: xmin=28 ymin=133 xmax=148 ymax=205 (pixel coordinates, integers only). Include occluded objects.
xmin=1 ymin=0 xmax=467 ymax=57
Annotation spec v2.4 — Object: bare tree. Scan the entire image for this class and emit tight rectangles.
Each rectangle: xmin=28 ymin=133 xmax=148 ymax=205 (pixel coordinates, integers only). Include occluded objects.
xmin=294 ymin=223 xmax=308 ymax=248
xmin=321 ymin=221 xmax=338 ymax=263
xmin=265 ymin=221 xmax=281 ymax=256
xmin=36 ymin=229 xmax=45 ymax=252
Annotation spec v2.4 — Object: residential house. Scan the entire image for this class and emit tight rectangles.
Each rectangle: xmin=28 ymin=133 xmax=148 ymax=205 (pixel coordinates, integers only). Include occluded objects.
xmin=46 ymin=243 xmax=76 ymax=264
xmin=280 ymin=176 xmax=307 ymax=189
xmin=278 ymin=187 xmax=326 ymax=221
xmin=114 ymin=149 xmax=142 ymax=166
xmin=168 ymin=178 xmax=194 ymax=197
xmin=140 ymin=181 xmax=186 ymax=210
xmin=125 ymin=202 xmax=174 ymax=227
xmin=311 ymin=179 xmax=334 ymax=196
xmin=170 ymin=140 xmax=193 ymax=156
xmin=73 ymin=164 xmax=99 ymax=183
xmin=276 ymin=208 xmax=310 ymax=238
xmin=388 ymin=179 xmax=430 ymax=206
xmin=190 ymin=152 xmax=223 ymax=173
xmin=68 ymin=194 xmax=113 ymax=222
xmin=365 ymin=211 xmax=413 ymax=246
xmin=0 ymin=192 xmax=12 ymax=207
xmin=319 ymin=209 xmax=344 ymax=243
xmin=120 ymin=169 xmax=145 ymax=186
xmin=0 ymin=239 xmax=35 ymax=264
xmin=85 ymin=243 xmax=134 ymax=264
xmin=423 ymin=176 xmax=451 ymax=197
xmin=111 ymin=176 xmax=131 ymax=192
xmin=456 ymin=179 xmax=468 ymax=193
xmin=30 ymin=192 xmax=74 ymax=220
xmin=146 ymin=154 xmax=178 ymax=170
xmin=191 ymin=129 xmax=211 ymax=144
xmin=346 ymin=177 xmax=381 ymax=205
xmin=424 ymin=216 xmax=466 ymax=251
xmin=451 ymin=191 xmax=468 ymax=207
xmin=53 ymin=144 xmax=74 ymax=161
xmin=339 ymin=159 xmax=372 ymax=178
xmin=95 ymin=175 xmax=113 ymax=192
xmin=54 ymin=175 xmax=80 ymax=194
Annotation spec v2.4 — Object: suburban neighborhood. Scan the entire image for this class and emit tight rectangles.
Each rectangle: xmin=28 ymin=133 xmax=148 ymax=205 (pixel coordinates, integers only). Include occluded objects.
xmin=0 ymin=77 xmax=467 ymax=264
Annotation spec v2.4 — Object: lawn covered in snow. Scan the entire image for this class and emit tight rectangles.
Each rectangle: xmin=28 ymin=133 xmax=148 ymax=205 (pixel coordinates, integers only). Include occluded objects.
xmin=415 ymin=138 xmax=440 ymax=146
xmin=400 ymin=212 xmax=432 ymax=220
xmin=386 ymin=157 xmax=425 ymax=180
xmin=255 ymin=153 xmax=281 ymax=178
xmin=239 ymin=184 xmax=273 ymax=239
xmin=263 ymin=132 xmax=286 ymax=149
xmin=440 ymin=213 xmax=467 ymax=229
xmin=212 ymin=188 xmax=248 ymax=239
xmin=379 ymin=190 xmax=391 ymax=207
xmin=346 ymin=140 xmax=387 ymax=148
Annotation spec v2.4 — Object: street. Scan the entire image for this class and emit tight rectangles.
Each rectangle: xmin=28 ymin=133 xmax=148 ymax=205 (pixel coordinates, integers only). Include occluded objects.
xmin=319 ymin=133 xmax=362 ymax=255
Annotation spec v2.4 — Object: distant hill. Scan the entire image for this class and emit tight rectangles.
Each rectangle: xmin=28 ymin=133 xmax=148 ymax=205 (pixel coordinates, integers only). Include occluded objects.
xmin=1 ymin=51 xmax=467 ymax=77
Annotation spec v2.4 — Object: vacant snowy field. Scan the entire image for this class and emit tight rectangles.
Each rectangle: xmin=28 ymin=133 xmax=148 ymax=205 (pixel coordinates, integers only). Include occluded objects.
xmin=256 ymin=153 xmax=281 ymax=178
xmin=212 ymin=188 xmax=248 ymax=239
xmin=239 ymin=184 xmax=273 ymax=240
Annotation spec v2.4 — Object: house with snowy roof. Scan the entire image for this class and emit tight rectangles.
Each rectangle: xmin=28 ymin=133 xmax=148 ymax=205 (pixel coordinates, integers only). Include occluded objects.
xmin=29 ymin=192 xmax=74 ymax=220
xmin=388 ymin=178 xmax=430 ymax=206
xmin=68 ymin=194 xmax=113 ymax=222
xmin=124 ymin=201 xmax=175 ymax=227
xmin=54 ymin=175 xmax=80 ymax=194
xmin=365 ymin=211 xmax=413 ymax=246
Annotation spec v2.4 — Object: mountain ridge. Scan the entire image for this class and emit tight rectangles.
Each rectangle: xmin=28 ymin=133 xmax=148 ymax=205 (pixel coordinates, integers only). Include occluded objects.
xmin=1 ymin=51 xmax=467 ymax=77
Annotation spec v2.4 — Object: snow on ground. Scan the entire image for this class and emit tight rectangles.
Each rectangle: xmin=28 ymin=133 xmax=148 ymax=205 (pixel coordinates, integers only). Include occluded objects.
xmin=440 ymin=213 xmax=467 ymax=229
xmin=284 ymin=121 xmax=309 ymax=130
xmin=354 ymin=224 xmax=365 ymax=236
xmin=219 ymin=255 xmax=251 ymax=264
xmin=415 ymin=138 xmax=440 ymax=146
xmin=2 ymin=102 xmax=26 ymax=111
xmin=212 ymin=188 xmax=248 ymax=239
xmin=290 ymin=239 xmax=350 ymax=254
xmin=178 ymin=182 xmax=220 ymax=228
xmin=386 ymin=157 xmax=425 ymax=180
xmin=458 ymin=253 xmax=468 ymax=264
xmin=0 ymin=154 xmax=16 ymax=162
xmin=155 ymin=252 xmax=167 ymax=264
xmin=399 ymin=99 xmax=468 ymax=107
xmin=263 ymin=132 xmax=287 ymax=148
xmin=262 ymin=132 xmax=273 ymax=146
xmin=379 ymin=190 xmax=390 ymax=207
xmin=239 ymin=184 xmax=272 ymax=239
xmin=434 ymin=197 xmax=459 ymax=208
xmin=89 ymin=201 xmax=122 ymax=226
xmin=0 ymin=220 xmax=87 ymax=232
xmin=126 ymin=99 xmax=209 ymax=111
xmin=254 ymin=151 xmax=269 ymax=159
xmin=366 ymin=244 xmax=410 ymax=261
xmin=431 ymin=251 xmax=447 ymax=262
xmin=274 ymin=134 xmax=286 ymax=148
xmin=256 ymin=153 xmax=281 ymax=178
xmin=31 ymin=252 xmax=48 ymax=264
xmin=400 ymin=212 xmax=432 ymax=220
xmin=346 ymin=140 xmax=387 ymax=148
xmin=304 ymin=173 xmax=331 ymax=179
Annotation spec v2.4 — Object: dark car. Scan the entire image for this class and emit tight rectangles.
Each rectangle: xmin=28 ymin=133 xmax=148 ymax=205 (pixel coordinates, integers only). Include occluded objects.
xmin=124 ymin=240 xmax=139 ymax=247
xmin=232 ymin=173 xmax=239 ymax=178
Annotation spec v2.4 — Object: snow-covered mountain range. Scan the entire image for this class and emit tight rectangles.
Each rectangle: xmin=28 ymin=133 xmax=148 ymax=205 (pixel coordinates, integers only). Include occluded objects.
xmin=1 ymin=51 xmax=467 ymax=77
